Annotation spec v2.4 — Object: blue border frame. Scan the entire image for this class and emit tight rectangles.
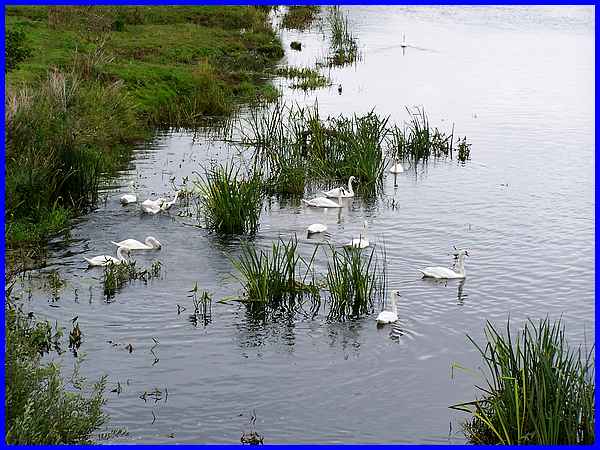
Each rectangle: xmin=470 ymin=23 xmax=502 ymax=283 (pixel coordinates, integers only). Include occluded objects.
xmin=1 ymin=1 xmax=597 ymax=448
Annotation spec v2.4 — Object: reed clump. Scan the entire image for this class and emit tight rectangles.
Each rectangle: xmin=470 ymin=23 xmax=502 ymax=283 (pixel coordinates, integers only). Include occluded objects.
xmin=102 ymin=260 xmax=162 ymax=299
xmin=281 ymin=6 xmax=320 ymax=30
xmin=195 ymin=163 xmax=264 ymax=235
xmin=325 ymin=245 xmax=386 ymax=321
xmin=326 ymin=6 xmax=359 ymax=67
xmin=275 ymin=66 xmax=330 ymax=91
xmin=231 ymin=236 xmax=319 ymax=309
xmin=450 ymin=318 xmax=595 ymax=444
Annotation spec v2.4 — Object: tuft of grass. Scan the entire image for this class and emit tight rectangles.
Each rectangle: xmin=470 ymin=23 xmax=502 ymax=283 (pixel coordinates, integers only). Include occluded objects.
xmin=102 ymin=260 xmax=162 ymax=299
xmin=281 ymin=6 xmax=320 ymax=30
xmin=275 ymin=65 xmax=330 ymax=91
xmin=325 ymin=6 xmax=359 ymax=67
xmin=325 ymin=245 xmax=386 ymax=321
xmin=450 ymin=318 xmax=595 ymax=444
xmin=231 ymin=236 xmax=319 ymax=309
xmin=195 ymin=163 xmax=264 ymax=235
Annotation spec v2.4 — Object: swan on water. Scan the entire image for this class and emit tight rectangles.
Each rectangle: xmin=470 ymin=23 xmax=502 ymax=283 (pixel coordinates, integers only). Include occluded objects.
xmin=84 ymin=247 xmax=131 ymax=267
xmin=120 ymin=181 xmax=138 ymax=205
xmin=302 ymin=192 xmax=343 ymax=208
xmin=400 ymin=33 xmax=408 ymax=48
xmin=323 ymin=176 xmax=356 ymax=198
xmin=376 ymin=290 xmax=400 ymax=324
xmin=389 ymin=160 xmax=404 ymax=174
xmin=160 ymin=191 xmax=180 ymax=211
xmin=307 ymin=223 xmax=327 ymax=235
xmin=141 ymin=197 xmax=165 ymax=214
xmin=419 ymin=249 xmax=469 ymax=279
xmin=111 ymin=236 xmax=162 ymax=250
xmin=344 ymin=221 xmax=370 ymax=249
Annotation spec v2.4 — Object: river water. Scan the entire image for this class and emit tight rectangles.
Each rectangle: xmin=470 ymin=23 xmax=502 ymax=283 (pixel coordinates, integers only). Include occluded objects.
xmin=15 ymin=6 xmax=594 ymax=444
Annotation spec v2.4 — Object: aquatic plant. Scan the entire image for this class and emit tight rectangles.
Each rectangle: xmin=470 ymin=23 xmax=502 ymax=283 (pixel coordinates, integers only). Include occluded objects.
xmin=456 ymin=136 xmax=471 ymax=162
xmin=325 ymin=245 xmax=386 ymax=321
xmin=326 ymin=6 xmax=359 ymax=67
xmin=188 ymin=282 xmax=212 ymax=326
xmin=275 ymin=66 xmax=330 ymax=90
xmin=231 ymin=236 xmax=319 ymax=309
xmin=194 ymin=163 xmax=263 ymax=235
xmin=281 ymin=5 xmax=320 ymax=30
xmin=102 ymin=260 xmax=162 ymax=299
xmin=450 ymin=318 xmax=595 ymax=444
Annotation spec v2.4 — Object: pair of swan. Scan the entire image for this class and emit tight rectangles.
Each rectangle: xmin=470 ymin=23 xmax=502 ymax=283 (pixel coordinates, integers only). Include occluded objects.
xmin=306 ymin=221 xmax=370 ymax=249
xmin=419 ymin=249 xmax=469 ymax=279
xmin=141 ymin=191 xmax=180 ymax=214
xmin=84 ymin=236 xmax=162 ymax=267
xmin=302 ymin=176 xmax=356 ymax=208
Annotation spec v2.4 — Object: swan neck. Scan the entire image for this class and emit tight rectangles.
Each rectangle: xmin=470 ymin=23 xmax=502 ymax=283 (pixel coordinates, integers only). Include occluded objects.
xmin=455 ymin=255 xmax=466 ymax=274
xmin=347 ymin=177 xmax=355 ymax=194
xmin=390 ymin=294 xmax=397 ymax=315
xmin=117 ymin=247 xmax=127 ymax=261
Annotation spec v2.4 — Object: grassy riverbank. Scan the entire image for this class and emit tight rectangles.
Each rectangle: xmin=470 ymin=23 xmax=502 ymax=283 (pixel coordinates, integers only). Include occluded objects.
xmin=5 ymin=6 xmax=283 ymax=254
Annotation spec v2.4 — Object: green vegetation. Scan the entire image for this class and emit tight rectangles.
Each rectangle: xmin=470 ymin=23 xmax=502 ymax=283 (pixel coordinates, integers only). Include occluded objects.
xmin=450 ymin=318 xmax=595 ymax=444
xmin=195 ymin=163 xmax=264 ymax=235
xmin=232 ymin=236 xmax=319 ymax=310
xmin=5 ymin=296 xmax=112 ymax=443
xmin=5 ymin=6 xmax=284 ymax=249
xmin=281 ymin=6 xmax=320 ymax=30
xmin=102 ymin=260 xmax=162 ymax=299
xmin=325 ymin=245 xmax=386 ymax=321
xmin=275 ymin=65 xmax=330 ymax=90
xmin=325 ymin=6 xmax=359 ymax=67
xmin=387 ymin=107 xmax=471 ymax=164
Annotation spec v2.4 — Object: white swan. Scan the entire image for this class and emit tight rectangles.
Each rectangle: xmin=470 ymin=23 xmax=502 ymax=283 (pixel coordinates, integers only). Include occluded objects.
xmin=160 ymin=191 xmax=180 ymax=211
xmin=323 ymin=176 xmax=356 ymax=199
xmin=84 ymin=247 xmax=131 ymax=267
xmin=376 ymin=290 xmax=400 ymax=324
xmin=419 ymin=249 xmax=469 ymax=279
xmin=400 ymin=33 xmax=408 ymax=48
xmin=302 ymin=192 xmax=343 ymax=208
xmin=120 ymin=181 xmax=138 ymax=205
xmin=344 ymin=221 xmax=370 ymax=249
xmin=307 ymin=223 xmax=327 ymax=235
xmin=141 ymin=197 xmax=165 ymax=214
xmin=111 ymin=236 xmax=162 ymax=250
xmin=389 ymin=160 xmax=404 ymax=174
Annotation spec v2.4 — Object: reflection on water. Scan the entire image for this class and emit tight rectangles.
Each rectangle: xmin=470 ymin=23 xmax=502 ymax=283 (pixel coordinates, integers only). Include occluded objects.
xmin=15 ymin=6 xmax=593 ymax=444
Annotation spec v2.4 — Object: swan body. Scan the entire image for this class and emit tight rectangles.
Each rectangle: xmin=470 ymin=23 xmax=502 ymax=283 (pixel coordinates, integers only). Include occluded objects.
xmin=376 ymin=290 xmax=400 ymax=324
xmin=323 ymin=176 xmax=356 ymax=198
xmin=307 ymin=223 xmax=327 ymax=234
xmin=160 ymin=191 xmax=180 ymax=211
xmin=400 ymin=33 xmax=408 ymax=48
xmin=389 ymin=160 xmax=404 ymax=173
xmin=302 ymin=192 xmax=343 ymax=208
xmin=419 ymin=249 xmax=469 ymax=279
xmin=141 ymin=197 xmax=165 ymax=214
xmin=345 ymin=221 xmax=370 ymax=249
xmin=111 ymin=236 xmax=162 ymax=250
xmin=84 ymin=247 xmax=131 ymax=267
xmin=120 ymin=181 xmax=138 ymax=205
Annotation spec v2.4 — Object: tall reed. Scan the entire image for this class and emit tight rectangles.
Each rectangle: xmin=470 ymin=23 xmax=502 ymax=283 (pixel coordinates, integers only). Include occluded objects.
xmin=325 ymin=245 xmax=386 ymax=321
xmin=195 ymin=163 xmax=263 ymax=235
xmin=450 ymin=318 xmax=594 ymax=444
xmin=327 ymin=6 xmax=359 ymax=67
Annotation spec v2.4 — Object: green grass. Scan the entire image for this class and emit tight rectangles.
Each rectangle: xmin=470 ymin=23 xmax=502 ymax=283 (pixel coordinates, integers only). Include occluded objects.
xmin=325 ymin=245 xmax=386 ymax=321
xmin=194 ymin=163 xmax=264 ymax=235
xmin=4 ymin=6 xmax=284 ymax=249
xmin=325 ymin=6 xmax=359 ymax=67
xmin=231 ymin=236 xmax=319 ymax=309
xmin=450 ymin=318 xmax=595 ymax=444
xmin=275 ymin=65 xmax=330 ymax=90
xmin=281 ymin=6 xmax=320 ymax=30
xmin=102 ymin=260 xmax=162 ymax=299
xmin=5 ymin=297 xmax=113 ymax=443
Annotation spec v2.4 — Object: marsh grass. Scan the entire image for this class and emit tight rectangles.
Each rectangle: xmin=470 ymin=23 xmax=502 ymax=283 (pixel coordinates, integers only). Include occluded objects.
xmin=102 ymin=260 xmax=162 ymax=299
xmin=450 ymin=318 xmax=595 ymax=444
xmin=231 ymin=236 xmax=320 ymax=310
xmin=188 ymin=282 xmax=212 ymax=326
xmin=195 ymin=163 xmax=263 ymax=235
xmin=326 ymin=6 xmax=359 ymax=67
xmin=325 ymin=245 xmax=386 ymax=321
xmin=281 ymin=6 xmax=320 ymax=30
xmin=276 ymin=66 xmax=330 ymax=91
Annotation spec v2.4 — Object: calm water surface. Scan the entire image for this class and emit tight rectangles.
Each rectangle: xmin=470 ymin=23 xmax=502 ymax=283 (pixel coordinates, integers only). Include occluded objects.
xmin=16 ymin=6 xmax=594 ymax=444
